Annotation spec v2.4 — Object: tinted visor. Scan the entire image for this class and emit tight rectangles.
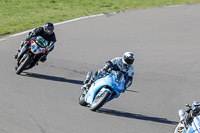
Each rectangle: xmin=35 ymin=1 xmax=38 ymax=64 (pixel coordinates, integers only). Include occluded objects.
xmin=45 ymin=29 xmax=53 ymax=35
xmin=124 ymin=58 xmax=134 ymax=65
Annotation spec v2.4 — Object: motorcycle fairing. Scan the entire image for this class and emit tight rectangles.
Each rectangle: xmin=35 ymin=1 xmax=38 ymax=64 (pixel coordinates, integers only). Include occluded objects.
xmin=30 ymin=40 xmax=46 ymax=55
xmin=85 ymin=71 xmax=125 ymax=104
xmin=190 ymin=116 xmax=200 ymax=133
xmin=183 ymin=116 xmax=200 ymax=133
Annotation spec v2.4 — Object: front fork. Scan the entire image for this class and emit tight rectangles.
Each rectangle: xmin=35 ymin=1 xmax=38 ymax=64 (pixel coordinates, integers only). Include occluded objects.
xmin=17 ymin=45 xmax=27 ymax=61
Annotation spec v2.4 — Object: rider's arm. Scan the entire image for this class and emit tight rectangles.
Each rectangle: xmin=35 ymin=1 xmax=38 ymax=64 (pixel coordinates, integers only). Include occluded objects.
xmin=124 ymin=67 xmax=134 ymax=91
xmin=47 ymin=41 xmax=55 ymax=53
xmin=125 ymin=76 xmax=133 ymax=90
xmin=103 ymin=57 xmax=120 ymax=71
xmin=46 ymin=33 xmax=56 ymax=54
xmin=103 ymin=61 xmax=113 ymax=71
xmin=25 ymin=27 xmax=41 ymax=41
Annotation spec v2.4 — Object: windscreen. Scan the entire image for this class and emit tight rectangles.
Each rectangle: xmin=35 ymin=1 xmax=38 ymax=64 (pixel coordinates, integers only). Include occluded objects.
xmin=114 ymin=71 xmax=124 ymax=82
xmin=35 ymin=36 xmax=48 ymax=48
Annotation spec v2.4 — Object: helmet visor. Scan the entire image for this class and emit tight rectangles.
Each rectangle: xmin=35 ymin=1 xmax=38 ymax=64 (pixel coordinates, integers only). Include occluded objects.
xmin=45 ymin=29 xmax=53 ymax=35
xmin=122 ymin=59 xmax=130 ymax=70
xmin=124 ymin=58 xmax=134 ymax=65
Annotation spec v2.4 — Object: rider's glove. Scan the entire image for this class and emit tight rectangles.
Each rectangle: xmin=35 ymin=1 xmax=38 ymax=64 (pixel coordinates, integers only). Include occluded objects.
xmin=97 ymin=69 xmax=106 ymax=78
xmin=107 ymin=68 xmax=113 ymax=73
xmin=101 ymin=69 xmax=107 ymax=74
xmin=102 ymin=67 xmax=112 ymax=73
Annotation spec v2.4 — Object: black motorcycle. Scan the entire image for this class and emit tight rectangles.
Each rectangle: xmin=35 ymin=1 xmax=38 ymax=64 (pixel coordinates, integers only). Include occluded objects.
xmin=15 ymin=36 xmax=48 ymax=74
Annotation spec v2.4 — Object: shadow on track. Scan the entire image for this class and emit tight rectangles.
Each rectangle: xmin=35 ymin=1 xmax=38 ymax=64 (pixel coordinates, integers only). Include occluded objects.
xmin=98 ymin=108 xmax=178 ymax=125
xmin=22 ymin=72 xmax=83 ymax=85
xmin=126 ymin=89 xmax=138 ymax=93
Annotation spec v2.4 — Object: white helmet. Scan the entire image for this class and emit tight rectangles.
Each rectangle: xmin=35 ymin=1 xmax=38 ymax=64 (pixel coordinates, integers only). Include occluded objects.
xmin=122 ymin=52 xmax=135 ymax=69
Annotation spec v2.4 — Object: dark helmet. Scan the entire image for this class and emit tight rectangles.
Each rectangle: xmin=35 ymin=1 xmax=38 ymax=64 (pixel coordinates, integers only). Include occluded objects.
xmin=122 ymin=52 xmax=135 ymax=69
xmin=44 ymin=22 xmax=54 ymax=35
xmin=192 ymin=106 xmax=200 ymax=116
xmin=192 ymin=101 xmax=200 ymax=116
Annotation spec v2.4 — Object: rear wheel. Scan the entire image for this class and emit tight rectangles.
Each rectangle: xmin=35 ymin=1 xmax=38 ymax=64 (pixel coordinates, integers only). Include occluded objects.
xmin=90 ymin=90 xmax=110 ymax=111
xmin=16 ymin=54 xmax=32 ymax=75
xmin=79 ymin=94 xmax=88 ymax=106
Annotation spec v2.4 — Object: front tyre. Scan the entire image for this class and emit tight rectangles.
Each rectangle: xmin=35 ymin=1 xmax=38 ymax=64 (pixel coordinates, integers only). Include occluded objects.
xmin=90 ymin=90 xmax=110 ymax=111
xmin=79 ymin=94 xmax=88 ymax=106
xmin=174 ymin=123 xmax=185 ymax=133
xmin=16 ymin=54 xmax=32 ymax=75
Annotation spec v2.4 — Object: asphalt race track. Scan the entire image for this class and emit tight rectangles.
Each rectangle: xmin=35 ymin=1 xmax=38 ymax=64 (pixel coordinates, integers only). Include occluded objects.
xmin=1 ymin=4 xmax=200 ymax=133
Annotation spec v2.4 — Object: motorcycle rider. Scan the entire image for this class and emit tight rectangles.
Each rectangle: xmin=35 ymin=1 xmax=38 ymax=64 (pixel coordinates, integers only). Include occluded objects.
xmin=15 ymin=22 xmax=56 ymax=63
xmin=185 ymin=101 xmax=200 ymax=125
xmin=81 ymin=52 xmax=135 ymax=93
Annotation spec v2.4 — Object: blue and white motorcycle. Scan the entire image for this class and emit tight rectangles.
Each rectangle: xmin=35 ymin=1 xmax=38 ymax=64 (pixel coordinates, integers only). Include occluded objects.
xmin=174 ymin=101 xmax=200 ymax=133
xmin=79 ymin=70 xmax=125 ymax=111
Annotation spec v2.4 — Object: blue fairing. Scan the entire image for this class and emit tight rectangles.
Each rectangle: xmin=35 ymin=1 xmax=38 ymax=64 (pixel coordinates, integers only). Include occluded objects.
xmin=85 ymin=71 xmax=125 ymax=104
xmin=185 ymin=116 xmax=200 ymax=133
xmin=186 ymin=127 xmax=194 ymax=133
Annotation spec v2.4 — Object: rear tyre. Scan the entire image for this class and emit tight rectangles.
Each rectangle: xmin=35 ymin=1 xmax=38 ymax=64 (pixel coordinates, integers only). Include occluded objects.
xmin=79 ymin=94 xmax=88 ymax=106
xmin=16 ymin=54 xmax=31 ymax=75
xmin=90 ymin=90 xmax=110 ymax=111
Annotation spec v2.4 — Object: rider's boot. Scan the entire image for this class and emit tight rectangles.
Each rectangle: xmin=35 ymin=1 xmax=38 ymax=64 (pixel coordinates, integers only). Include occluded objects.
xmin=83 ymin=71 xmax=93 ymax=84
xmin=81 ymin=79 xmax=94 ymax=92
xmin=40 ymin=55 xmax=47 ymax=63
xmin=81 ymin=84 xmax=89 ymax=92
xmin=81 ymin=71 xmax=93 ymax=92
xmin=81 ymin=70 xmax=100 ymax=93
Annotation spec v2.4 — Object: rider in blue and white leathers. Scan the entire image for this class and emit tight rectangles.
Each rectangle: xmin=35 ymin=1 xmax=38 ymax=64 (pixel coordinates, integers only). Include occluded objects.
xmin=185 ymin=101 xmax=200 ymax=125
xmin=82 ymin=52 xmax=135 ymax=92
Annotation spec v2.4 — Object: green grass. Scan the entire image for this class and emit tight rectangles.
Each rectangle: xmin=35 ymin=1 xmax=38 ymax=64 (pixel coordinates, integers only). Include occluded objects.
xmin=0 ymin=0 xmax=200 ymax=38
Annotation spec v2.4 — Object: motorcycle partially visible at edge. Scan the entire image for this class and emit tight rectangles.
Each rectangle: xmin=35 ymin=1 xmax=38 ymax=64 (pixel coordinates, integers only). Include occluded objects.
xmin=174 ymin=101 xmax=200 ymax=133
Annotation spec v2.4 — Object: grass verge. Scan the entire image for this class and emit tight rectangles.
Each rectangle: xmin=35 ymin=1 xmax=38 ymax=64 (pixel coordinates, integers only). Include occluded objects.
xmin=0 ymin=0 xmax=200 ymax=38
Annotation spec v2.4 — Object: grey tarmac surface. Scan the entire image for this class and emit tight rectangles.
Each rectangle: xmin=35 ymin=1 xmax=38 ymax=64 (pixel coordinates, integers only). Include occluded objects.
xmin=1 ymin=4 xmax=200 ymax=133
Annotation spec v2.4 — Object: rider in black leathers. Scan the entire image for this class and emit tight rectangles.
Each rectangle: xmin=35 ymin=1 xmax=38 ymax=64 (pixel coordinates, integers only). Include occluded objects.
xmin=15 ymin=22 xmax=56 ymax=63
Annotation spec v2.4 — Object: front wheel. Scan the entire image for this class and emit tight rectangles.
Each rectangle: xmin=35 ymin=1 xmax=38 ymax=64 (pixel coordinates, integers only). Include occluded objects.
xmin=16 ymin=54 xmax=32 ymax=75
xmin=174 ymin=123 xmax=185 ymax=133
xmin=90 ymin=90 xmax=110 ymax=111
